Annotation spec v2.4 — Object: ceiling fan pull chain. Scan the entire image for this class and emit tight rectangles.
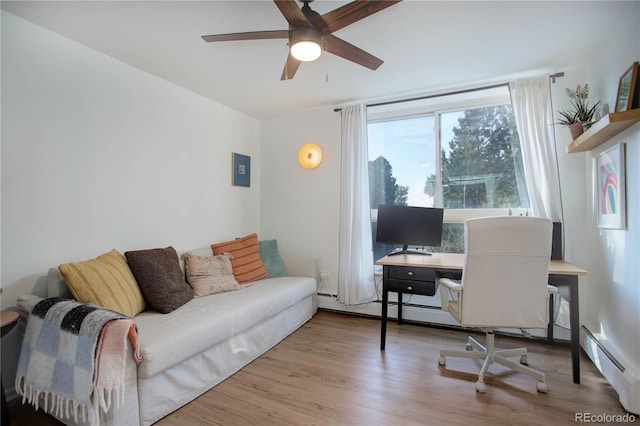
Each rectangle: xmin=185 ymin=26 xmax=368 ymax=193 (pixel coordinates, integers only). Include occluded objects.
xmin=324 ymin=39 xmax=329 ymax=83
xmin=284 ymin=42 xmax=290 ymax=80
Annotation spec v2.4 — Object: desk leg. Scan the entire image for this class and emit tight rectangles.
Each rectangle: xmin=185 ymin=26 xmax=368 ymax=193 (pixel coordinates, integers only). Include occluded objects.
xmin=549 ymin=274 xmax=581 ymax=384
xmin=568 ymin=277 xmax=580 ymax=384
xmin=381 ymin=287 xmax=388 ymax=350
xmin=397 ymin=291 xmax=403 ymax=325
xmin=548 ymin=296 xmax=554 ymax=343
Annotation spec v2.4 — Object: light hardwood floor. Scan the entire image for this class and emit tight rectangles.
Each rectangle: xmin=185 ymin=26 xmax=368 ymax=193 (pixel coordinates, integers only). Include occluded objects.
xmin=156 ymin=310 xmax=636 ymax=426
xmin=9 ymin=310 xmax=638 ymax=425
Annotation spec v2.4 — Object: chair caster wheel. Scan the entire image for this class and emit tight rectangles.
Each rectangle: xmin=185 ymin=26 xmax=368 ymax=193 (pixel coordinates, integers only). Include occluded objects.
xmin=520 ymin=355 xmax=528 ymax=365
xmin=465 ymin=343 xmax=473 ymax=351
xmin=475 ymin=381 xmax=486 ymax=393
xmin=536 ymin=381 xmax=548 ymax=393
xmin=438 ymin=356 xmax=446 ymax=366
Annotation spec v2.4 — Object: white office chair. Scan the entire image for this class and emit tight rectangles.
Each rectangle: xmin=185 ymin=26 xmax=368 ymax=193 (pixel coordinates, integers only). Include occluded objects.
xmin=438 ymin=216 xmax=558 ymax=393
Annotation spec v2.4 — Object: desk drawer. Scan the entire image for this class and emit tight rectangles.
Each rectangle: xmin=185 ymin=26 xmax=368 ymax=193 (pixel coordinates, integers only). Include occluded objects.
xmin=387 ymin=279 xmax=436 ymax=296
xmin=387 ymin=266 xmax=435 ymax=281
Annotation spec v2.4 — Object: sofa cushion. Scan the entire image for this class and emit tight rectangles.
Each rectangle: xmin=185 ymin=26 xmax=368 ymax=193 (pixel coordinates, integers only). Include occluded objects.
xmin=183 ymin=252 xmax=240 ymax=297
xmin=259 ymin=239 xmax=287 ymax=279
xmin=134 ymin=276 xmax=316 ymax=379
xmin=58 ymin=249 xmax=146 ymax=317
xmin=211 ymin=233 xmax=268 ymax=283
xmin=125 ymin=247 xmax=193 ymax=314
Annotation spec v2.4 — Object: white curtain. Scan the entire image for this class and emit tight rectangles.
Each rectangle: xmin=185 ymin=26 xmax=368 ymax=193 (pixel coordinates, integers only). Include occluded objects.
xmin=338 ymin=104 xmax=376 ymax=305
xmin=510 ymin=77 xmax=568 ymax=328
xmin=509 ymin=76 xmax=563 ymax=222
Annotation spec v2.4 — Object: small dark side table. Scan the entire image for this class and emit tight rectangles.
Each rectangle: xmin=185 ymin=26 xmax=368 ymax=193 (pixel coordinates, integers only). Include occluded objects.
xmin=1 ymin=311 xmax=19 ymax=426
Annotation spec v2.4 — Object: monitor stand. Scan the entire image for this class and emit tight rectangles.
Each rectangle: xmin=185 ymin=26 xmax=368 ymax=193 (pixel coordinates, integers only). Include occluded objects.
xmin=387 ymin=245 xmax=432 ymax=256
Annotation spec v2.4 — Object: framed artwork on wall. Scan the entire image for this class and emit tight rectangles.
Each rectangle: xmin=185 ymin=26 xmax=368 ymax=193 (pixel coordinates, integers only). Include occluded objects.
xmin=597 ymin=143 xmax=626 ymax=229
xmin=232 ymin=153 xmax=251 ymax=187
xmin=614 ymin=61 xmax=638 ymax=112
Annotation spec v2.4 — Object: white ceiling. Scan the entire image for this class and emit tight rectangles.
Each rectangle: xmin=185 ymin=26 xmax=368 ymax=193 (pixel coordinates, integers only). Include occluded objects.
xmin=1 ymin=1 xmax=623 ymax=119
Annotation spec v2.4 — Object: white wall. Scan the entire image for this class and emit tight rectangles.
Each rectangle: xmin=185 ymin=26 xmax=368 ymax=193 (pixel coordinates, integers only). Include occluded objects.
xmin=551 ymin=61 xmax=640 ymax=393
xmin=260 ymin=108 xmax=341 ymax=277
xmin=577 ymin=0 xmax=640 ymax=406
xmin=1 ymin=11 xmax=261 ymax=397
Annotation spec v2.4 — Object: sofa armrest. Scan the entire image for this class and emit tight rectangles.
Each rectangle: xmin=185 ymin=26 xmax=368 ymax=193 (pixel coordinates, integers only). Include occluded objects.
xmin=281 ymin=256 xmax=317 ymax=279
xmin=16 ymin=294 xmax=44 ymax=326
xmin=18 ymin=269 xmax=73 ymax=325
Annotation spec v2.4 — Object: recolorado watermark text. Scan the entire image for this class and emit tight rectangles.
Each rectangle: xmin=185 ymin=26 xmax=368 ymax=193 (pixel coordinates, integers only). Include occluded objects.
xmin=575 ymin=412 xmax=636 ymax=423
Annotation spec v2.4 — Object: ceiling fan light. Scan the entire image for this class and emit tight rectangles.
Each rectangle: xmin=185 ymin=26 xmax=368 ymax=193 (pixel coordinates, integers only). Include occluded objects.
xmin=291 ymin=41 xmax=322 ymax=62
xmin=289 ymin=27 xmax=323 ymax=62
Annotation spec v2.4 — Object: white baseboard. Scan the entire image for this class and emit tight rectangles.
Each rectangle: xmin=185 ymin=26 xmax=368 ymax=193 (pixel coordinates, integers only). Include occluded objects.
xmin=581 ymin=326 xmax=640 ymax=415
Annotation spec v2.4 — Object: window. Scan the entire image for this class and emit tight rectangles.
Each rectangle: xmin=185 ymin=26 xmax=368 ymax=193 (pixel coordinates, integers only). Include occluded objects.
xmin=368 ymin=86 xmax=529 ymax=256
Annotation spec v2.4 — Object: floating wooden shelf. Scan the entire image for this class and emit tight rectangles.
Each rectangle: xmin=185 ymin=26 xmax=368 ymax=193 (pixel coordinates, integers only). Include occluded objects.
xmin=566 ymin=109 xmax=640 ymax=154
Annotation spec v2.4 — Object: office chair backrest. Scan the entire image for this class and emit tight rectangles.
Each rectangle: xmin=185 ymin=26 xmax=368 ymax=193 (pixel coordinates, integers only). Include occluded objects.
xmin=460 ymin=216 xmax=553 ymax=328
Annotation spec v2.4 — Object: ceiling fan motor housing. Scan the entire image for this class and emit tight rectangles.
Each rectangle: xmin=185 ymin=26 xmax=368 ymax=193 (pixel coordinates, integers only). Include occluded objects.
xmin=290 ymin=27 xmax=323 ymax=46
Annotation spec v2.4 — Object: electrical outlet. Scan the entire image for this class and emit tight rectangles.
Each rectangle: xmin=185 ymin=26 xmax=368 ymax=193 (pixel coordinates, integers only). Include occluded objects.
xmin=319 ymin=272 xmax=330 ymax=281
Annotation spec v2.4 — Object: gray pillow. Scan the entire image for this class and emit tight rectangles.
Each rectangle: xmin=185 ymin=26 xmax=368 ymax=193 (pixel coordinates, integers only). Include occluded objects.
xmin=125 ymin=246 xmax=193 ymax=314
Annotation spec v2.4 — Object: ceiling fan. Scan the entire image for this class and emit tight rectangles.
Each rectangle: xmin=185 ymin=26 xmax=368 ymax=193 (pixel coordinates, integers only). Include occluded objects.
xmin=201 ymin=0 xmax=402 ymax=80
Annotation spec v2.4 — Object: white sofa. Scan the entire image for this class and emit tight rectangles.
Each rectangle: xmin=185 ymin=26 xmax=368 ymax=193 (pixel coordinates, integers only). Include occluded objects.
xmin=17 ymin=249 xmax=318 ymax=425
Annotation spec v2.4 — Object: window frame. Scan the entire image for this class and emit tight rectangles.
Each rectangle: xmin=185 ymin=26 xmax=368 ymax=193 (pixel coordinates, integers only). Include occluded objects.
xmin=367 ymin=86 xmax=528 ymax=246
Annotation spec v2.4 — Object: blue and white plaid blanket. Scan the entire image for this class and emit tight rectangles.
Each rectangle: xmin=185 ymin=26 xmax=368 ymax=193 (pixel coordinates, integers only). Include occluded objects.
xmin=15 ymin=297 xmax=130 ymax=424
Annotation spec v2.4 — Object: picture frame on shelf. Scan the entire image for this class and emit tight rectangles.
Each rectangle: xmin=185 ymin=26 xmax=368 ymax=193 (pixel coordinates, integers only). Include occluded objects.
xmin=597 ymin=143 xmax=626 ymax=229
xmin=232 ymin=152 xmax=251 ymax=187
xmin=614 ymin=61 xmax=638 ymax=112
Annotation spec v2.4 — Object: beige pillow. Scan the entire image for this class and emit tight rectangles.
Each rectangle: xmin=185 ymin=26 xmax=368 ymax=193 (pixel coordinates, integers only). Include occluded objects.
xmin=211 ymin=233 xmax=268 ymax=284
xmin=58 ymin=249 xmax=146 ymax=317
xmin=183 ymin=252 xmax=240 ymax=297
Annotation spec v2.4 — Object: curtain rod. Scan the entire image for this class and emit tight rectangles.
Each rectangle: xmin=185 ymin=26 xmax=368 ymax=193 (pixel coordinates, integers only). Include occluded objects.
xmin=550 ymin=72 xmax=565 ymax=83
xmin=334 ymin=72 xmax=564 ymax=112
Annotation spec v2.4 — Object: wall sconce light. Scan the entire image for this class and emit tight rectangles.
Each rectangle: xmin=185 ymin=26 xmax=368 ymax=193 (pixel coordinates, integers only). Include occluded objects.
xmin=298 ymin=143 xmax=323 ymax=169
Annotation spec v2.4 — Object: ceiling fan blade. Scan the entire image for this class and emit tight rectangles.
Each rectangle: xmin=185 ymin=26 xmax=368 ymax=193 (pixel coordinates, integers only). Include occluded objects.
xmin=324 ymin=34 xmax=383 ymax=70
xmin=281 ymin=52 xmax=302 ymax=80
xmin=312 ymin=0 xmax=402 ymax=34
xmin=274 ymin=0 xmax=309 ymax=28
xmin=202 ymin=30 xmax=289 ymax=43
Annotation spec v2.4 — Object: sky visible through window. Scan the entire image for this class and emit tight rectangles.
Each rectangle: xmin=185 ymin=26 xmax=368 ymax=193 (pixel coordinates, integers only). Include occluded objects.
xmin=368 ymin=112 xmax=463 ymax=207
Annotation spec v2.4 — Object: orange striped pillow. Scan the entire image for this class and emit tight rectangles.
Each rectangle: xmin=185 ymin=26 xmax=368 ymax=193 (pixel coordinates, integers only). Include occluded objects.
xmin=211 ymin=233 xmax=268 ymax=284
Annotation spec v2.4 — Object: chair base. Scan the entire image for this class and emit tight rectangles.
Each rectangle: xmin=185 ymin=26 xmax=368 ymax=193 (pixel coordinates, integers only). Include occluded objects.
xmin=438 ymin=331 xmax=548 ymax=393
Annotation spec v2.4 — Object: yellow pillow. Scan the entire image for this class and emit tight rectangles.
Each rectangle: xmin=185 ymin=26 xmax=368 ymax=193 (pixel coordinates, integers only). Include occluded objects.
xmin=211 ymin=233 xmax=268 ymax=284
xmin=58 ymin=249 xmax=146 ymax=317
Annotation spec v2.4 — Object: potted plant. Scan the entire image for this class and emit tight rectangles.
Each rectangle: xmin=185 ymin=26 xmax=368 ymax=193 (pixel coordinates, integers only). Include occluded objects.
xmin=556 ymin=83 xmax=600 ymax=140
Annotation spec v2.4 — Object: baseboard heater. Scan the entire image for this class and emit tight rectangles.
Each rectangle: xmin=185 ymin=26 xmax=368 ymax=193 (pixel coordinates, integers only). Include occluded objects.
xmin=581 ymin=326 xmax=639 ymax=415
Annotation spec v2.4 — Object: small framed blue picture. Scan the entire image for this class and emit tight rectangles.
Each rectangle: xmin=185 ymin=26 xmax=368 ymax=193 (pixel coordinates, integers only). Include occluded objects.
xmin=232 ymin=153 xmax=250 ymax=187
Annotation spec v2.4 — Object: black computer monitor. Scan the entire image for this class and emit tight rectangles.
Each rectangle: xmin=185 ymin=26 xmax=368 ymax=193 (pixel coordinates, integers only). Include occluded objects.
xmin=375 ymin=204 xmax=444 ymax=256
